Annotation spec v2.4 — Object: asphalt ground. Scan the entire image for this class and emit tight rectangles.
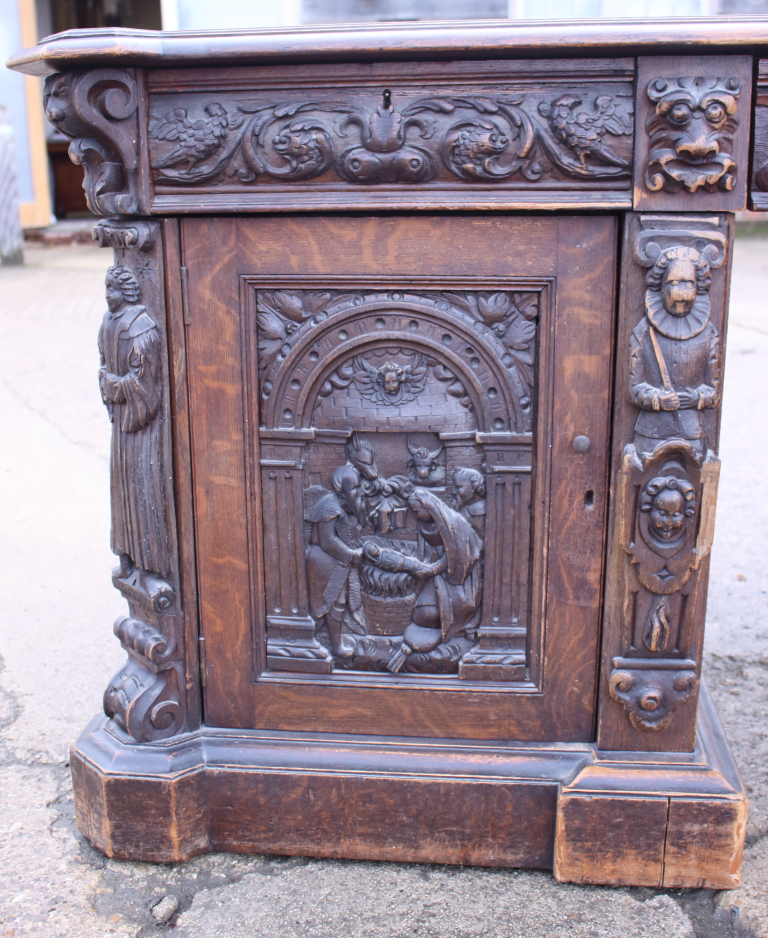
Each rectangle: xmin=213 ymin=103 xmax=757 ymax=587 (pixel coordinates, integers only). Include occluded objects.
xmin=0 ymin=236 xmax=765 ymax=938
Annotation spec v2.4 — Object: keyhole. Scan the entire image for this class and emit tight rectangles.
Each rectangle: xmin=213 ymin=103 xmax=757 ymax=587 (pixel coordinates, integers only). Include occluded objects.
xmin=584 ymin=490 xmax=595 ymax=510
xmin=382 ymin=88 xmax=392 ymax=109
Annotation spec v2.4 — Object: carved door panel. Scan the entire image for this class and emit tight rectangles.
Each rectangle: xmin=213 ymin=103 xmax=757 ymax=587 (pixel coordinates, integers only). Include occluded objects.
xmin=182 ymin=214 xmax=617 ymax=741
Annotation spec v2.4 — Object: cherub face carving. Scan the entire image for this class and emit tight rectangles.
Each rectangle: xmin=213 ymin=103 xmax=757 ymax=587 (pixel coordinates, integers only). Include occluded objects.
xmin=649 ymin=488 xmax=686 ymax=540
xmin=645 ymin=76 xmax=740 ymax=194
xmin=380 ymin=362 xmax=405 ymax=395
xmin=661 ymin=257 xmax=697 ymax=317
xmin=639 ymin=475 xmax=696 ymax=549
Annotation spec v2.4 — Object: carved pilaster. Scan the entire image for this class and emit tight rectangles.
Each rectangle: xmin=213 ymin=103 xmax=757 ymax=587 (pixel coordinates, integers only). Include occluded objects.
xmin=458 ymin=432 xmax=530 ymax=681
xmin=95 ymin=218 xmax=187 ymax=742
xmin=43 ymin=70 xmax=143 ymax=216
xmin=599 ymin=213 xmax=730 ymax=752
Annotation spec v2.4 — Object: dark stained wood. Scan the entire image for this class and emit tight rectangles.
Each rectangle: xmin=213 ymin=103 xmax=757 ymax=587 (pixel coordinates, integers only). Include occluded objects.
xmin=633 ymin=55 xmax=752 ymax=212
xmin=7 ymin=19 xmax=768 ymax=78
xmin=597 ymin=212 xmax=733 ymax=753
xmin=144 ymin=58 xmax=634 ymax=214
xmin=182 ymin=213 xmax=616 ymax=741
xmin=750 ymin=59 xmax=768 ymax=210
xmin=24 ymin=22 xmax=756 ymax=887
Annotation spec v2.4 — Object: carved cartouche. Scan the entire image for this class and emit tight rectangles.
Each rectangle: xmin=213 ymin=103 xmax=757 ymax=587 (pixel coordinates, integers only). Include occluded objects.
xmin=645 ymin=76 xmax=740 ymax=194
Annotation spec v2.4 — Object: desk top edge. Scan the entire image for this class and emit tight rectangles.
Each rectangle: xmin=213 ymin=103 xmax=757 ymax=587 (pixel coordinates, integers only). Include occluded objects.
xmin=8 ymin=17 xmax=768 ymax=77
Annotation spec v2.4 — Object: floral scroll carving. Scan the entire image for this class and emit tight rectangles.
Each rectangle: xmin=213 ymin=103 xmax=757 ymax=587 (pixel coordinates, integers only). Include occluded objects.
xmin=148 ymin=90 xmax=633 ymax=188
xmin=94 ymin=219 xmax=186 ymax=743
xmin=44 ymin=70 xmax=142 ymax=215
xmin=644 ymin=76 xmax=741 ymax=194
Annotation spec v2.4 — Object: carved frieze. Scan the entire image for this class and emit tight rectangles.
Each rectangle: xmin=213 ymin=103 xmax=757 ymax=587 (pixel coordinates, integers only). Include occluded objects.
xmin=43 ymin=70 xmax=143 ymax=216
xmin=254 ymin=287 xmax=539 ymax=678
xmin=95 ymin=219 xmax=186 ymax=742
xmin=148 ymin=90 xmax=632 ymax=191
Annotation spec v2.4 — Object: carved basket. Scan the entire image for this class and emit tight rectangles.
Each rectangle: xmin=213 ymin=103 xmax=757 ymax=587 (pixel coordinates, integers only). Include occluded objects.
xmin=361 ymin=593 xmax=415 ymax=636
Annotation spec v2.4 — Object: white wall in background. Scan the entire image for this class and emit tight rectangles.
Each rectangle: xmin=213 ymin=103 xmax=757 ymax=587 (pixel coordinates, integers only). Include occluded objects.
xmin=163 ymin=0 xmax=302 ymax=29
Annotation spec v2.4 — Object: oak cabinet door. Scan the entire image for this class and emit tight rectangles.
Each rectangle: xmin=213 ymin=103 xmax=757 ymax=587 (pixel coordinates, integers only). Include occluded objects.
xmin=182 ymin=214 xmax=616 ymax=741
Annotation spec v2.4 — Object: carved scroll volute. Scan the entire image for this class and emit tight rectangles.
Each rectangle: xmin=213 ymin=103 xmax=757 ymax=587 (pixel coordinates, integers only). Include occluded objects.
xmin=43 ymin=70 xmax=143 ymax=216
xmin=600 ymin=213 xmax=730 ymax=750
xmin=634 ymin=56 xmax=752 ymax=212
xmin=94 ymin=219 xmax=188 ymax=743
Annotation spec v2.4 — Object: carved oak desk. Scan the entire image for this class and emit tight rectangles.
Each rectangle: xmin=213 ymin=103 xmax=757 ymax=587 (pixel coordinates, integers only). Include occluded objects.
xmin=10 ymin=17 xmax=768 ymax=888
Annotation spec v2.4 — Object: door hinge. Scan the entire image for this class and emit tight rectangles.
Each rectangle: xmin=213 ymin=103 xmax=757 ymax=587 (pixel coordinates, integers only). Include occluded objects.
xmin=198 ymin=634 xmax=207 ymax=688
xmin=180 ymin=266 xmax=190 ymax=326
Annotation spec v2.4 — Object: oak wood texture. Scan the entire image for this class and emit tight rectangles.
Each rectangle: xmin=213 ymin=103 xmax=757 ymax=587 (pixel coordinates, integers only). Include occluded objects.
xmin=182 ymin=213 xmax=616 ymax=741
xmin=633 ymin=56 xmax=752 ymax=212
xmin=555 ymin=684 xmax=746 ymax=889
xmin=597 ymin=212 xmax=733 ymax=753
xmin=143 ymin=59 xmax=634 ymax=214
xmin=7 ymin=19 xmax=768 ymax=78
xmin=70 ymin=681 xmax=746 ymax=886
xmin=750 ymin=60 xmax=768 ymax=210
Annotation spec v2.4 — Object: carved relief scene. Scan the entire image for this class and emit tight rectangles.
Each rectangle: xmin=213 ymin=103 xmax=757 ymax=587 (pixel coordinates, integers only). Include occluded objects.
xmin=147 ymin=60 xmax=634 ymax=198
xmin=256 ymin=289 xmax=539 ymax=679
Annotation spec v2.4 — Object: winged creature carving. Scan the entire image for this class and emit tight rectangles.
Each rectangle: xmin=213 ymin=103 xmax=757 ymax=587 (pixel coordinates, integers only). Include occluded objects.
xmin=149 ymin=104 xmax=244 ymax=173
xmin=352 ymin=353 xmax=428 ymax=406
xmin=538 ymin=93 xmax=633 ymax=173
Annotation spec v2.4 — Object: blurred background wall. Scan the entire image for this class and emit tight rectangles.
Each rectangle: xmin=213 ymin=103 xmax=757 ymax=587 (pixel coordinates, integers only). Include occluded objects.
xmin=2 ymin=0 xmax=767 ymax=237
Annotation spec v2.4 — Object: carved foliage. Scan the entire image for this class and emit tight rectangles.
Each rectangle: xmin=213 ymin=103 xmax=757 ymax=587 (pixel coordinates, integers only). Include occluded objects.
xmin=95 ymin=219 xmax=185 ymax=743
xmin=609 ymin=658 xmax=698 ymax=732
xmin=645 ymin=76 xmax=741 ymax=194
xmin=148 ymin=89 xmax=633 ymax=188
xmin=44 ymin=70 xmax=141 ymax=215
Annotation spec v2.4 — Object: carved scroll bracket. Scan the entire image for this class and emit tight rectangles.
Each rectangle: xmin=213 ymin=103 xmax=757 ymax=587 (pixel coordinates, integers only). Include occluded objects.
xmin=93 ymin=218 xmax=155 ymax=251
xmin=609 ymin=657 xmax=698 ymax=732
xmin=43 ymin=69 xmax=143 ymax=216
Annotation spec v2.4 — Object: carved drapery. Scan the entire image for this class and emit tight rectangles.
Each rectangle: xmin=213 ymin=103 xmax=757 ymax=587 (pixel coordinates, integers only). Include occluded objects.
xmin=606 ymin=215 xmax=727 ymax=735
xmin=43 ymin=70 xmax=142 ymax=216
xmin=253 ymin=289 xmax=538 ymax=678
xmin=95 ymin=218 xmax=186 ymax=743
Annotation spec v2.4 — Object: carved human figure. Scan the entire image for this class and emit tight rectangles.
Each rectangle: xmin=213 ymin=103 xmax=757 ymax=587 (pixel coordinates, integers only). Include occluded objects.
xmin=453 ymin=467 xmax=487 ymax=538
xmin=628 ymin=246 xmax=721 ymax=459
xmin=305 ymin=464 xmax=367 ymax=657
xmin=382 ymin=487 xmax=483 ymax=672
xmin=98 ymin=265 xmax=170 ymax=579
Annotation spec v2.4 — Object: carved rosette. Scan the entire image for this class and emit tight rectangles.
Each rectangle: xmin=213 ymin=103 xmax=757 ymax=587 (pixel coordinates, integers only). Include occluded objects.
xmin=95 ymin=218 xmax=187 ymax=743
xmin=43 ymin=70 xmax=142 ymax=216
xmin=609 ymin=657 xmax=698 ymax=732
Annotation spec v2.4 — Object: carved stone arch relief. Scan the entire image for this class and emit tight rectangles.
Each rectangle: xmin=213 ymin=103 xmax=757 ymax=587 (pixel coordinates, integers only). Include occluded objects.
xmin=254 ymin=287 xmax=539 ymax=680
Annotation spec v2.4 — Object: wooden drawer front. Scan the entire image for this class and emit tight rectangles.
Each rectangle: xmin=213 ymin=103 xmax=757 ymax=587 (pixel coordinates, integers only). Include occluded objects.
xmin=146 ymin=58 xmax=634 ymax=212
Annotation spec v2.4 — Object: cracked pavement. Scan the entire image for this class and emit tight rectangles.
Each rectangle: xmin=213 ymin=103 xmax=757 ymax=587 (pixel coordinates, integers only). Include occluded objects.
xmin=0 ymin=239 xmax=765 ymax=938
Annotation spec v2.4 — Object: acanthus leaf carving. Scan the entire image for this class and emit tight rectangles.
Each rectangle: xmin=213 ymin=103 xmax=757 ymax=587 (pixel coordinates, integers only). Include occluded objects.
xmin=44 ymin=70 xmax=141 ymax=216
xmin=644 ymin=76 xmax=741 ymax=194
xmin=609 ymin=657 xmax=698 ymax=732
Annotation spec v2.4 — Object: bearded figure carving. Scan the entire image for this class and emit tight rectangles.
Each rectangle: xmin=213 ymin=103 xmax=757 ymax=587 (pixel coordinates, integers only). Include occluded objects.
xmin=628 ymin=245 xmax=722 ymax=460
xmin=645 ymin=75 xmax=741 ymax=194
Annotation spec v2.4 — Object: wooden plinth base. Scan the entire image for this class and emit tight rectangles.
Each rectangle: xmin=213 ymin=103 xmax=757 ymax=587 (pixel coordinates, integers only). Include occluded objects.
xmin=71 ymin=684 xmax=746 ymax=888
